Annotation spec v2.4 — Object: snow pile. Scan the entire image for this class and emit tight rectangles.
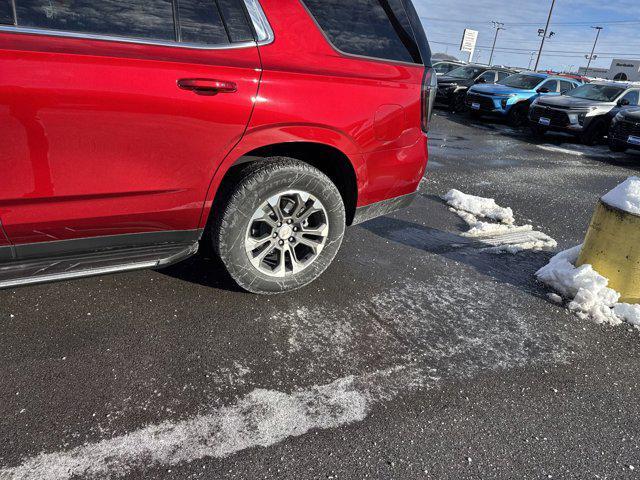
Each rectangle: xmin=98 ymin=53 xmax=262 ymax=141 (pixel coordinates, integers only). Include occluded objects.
xmin=442 ymin=189 xmax=557 ymax=252
xmin=451 ymin=208 xmax=531 ymax=237
xmin=601 ymin=176 xmax=640 ymax=215
xmin=442 ymin=189 xmax=515 ymax=224
xmin=536 ymin=245 xmax=640 ymax=327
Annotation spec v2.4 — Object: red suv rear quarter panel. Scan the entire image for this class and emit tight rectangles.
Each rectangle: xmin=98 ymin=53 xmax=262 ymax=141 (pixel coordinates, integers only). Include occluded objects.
xmin=205 ymin=0 xmax=428 ymax=219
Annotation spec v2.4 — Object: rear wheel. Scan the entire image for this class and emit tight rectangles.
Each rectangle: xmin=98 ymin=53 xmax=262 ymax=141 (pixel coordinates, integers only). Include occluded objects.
xmin=508 ymin=103 xmax=529 ymax=127
xmin=451 ymin=92 xmax=467 ymax=113
xmin=581 ymin=120 xmax=607 ymax=146
xmin=213 ymin=158 xmax=346 ymax=294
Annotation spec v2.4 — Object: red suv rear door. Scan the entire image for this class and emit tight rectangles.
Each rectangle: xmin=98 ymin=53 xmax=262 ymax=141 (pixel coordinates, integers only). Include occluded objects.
xmin=0 ymin=0 xmax=261 ymax=246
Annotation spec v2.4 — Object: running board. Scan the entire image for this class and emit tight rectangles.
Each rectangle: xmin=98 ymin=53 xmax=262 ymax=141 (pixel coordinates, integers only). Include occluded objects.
xmin=0 ymin=242 xmax=198 ymax=289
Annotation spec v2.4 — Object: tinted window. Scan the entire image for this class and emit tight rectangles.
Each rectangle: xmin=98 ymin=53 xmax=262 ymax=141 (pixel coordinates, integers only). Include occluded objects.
xmin=302 ymin=0 xmax=422 ymax=64
xmin=497 ymin=71 xmax=510 ymax=81
xmin=567 ymin=84 xmax=625 ymax=102
xmin=499 ymin=74 xmax=544 ymax=89
xmin=15 ymin=0 xmax=175 ymax=41
xmin=218 ymin=0 xmax=253 ymax=42
xmin=434 ymin=62 xmax=452 ymax=74
xmin=178 ymin=0 xmax=228 ymax=45
xmin=477 ymin=71 xmax=496 ymax=83
xmin=449 ymin=66 xmax=486 ymax=80
xmin=0 ymin=0 xmax=13 ymax=25
xmin=559 ymin=80 xmax=576 ymax=93
xmin=541 ymin=80 xmax=558 ymax=92
xmin=622 ymin=90 xmax=640 ymax=106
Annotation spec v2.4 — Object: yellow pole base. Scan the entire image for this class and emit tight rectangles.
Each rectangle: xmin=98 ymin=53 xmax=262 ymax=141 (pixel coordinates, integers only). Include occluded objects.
xmin=577 ymin=201 xmax=640 ymax=304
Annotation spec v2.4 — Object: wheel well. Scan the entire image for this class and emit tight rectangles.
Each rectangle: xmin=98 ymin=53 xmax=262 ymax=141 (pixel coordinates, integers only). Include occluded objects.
xmin=217 ymin=142 xmax=359 ymax=225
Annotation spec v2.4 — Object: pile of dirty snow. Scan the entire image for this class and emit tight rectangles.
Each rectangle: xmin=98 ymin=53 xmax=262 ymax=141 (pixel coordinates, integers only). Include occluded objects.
xmin=536 ymin=245 xmax=640 ymax=327
xmin=442 ymin=189 xmax=557 ymax=253
xmin=601 ymin=176 xmax=640 ymax=215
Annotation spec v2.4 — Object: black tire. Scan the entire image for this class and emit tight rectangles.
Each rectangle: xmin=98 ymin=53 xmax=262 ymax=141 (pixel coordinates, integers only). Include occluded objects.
xmin=212 ymin=158 xmax=346 ymax=294
xmin=609 ymin=139 xmax=628 ymax=153
xmin=508 ymin=103 xmax=529 ymax=128
xmin=450 ymin=92 xmax=467 ymax=113
xmin=581 ymin=120 xmax=607 ymax=146
xmin=530 ymin=125 xmax=547 ymax=138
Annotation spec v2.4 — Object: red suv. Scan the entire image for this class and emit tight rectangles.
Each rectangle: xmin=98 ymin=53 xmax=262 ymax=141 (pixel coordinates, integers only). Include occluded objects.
xmin=0 ymin=0 xmax=435 ymax=294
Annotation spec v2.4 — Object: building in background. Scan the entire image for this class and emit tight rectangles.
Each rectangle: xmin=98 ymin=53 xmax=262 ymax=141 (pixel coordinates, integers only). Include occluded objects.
xmin=577 ymin=66 xmax=609 ymax=78
xmin=578 ymin=59 xmax=640 ymax=81
xmin=605 ymin=59 xmax=640 ymax=81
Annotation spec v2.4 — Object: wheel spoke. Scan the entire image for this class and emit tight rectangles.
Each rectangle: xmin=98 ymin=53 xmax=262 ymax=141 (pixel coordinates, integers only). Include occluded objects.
xmin=300 ymin=222 xmax=328 ymax=238
xmin=287 ymin=244 xmax=305 ymax=274
xmin=297 ymin=206 xmax=322 ymax=223
xmin=291 ymin=192 xmax=308 ymax=219
xmin=245 ymin=236 xmax=273 ymax=254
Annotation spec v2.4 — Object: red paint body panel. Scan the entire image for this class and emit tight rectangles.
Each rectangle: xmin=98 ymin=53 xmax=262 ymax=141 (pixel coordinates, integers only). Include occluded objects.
xmin=1 ymin=0 xmax=428 ymax=247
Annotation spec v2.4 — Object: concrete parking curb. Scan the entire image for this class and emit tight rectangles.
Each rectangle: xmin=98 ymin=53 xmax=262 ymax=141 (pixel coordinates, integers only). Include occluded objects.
xmin=578 ymin=200 xmax=640 ymax=304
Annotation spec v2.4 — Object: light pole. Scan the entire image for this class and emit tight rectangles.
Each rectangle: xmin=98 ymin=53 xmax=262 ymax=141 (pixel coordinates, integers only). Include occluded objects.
xmin=528 ymin=51 xmax=537 ymax=70
xmin=534 ymin=0 xmax=556 ymax=71
xmin=489 ymin=21 xmax=505 ymax=66
xmin=585 ymin=26 xmax=603 ymax=76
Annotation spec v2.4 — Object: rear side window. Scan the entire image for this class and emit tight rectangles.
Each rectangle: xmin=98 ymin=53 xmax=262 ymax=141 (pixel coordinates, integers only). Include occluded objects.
xmin=178 ymin=0 xmax=228 ymax=45
xmin=559 ymin=80 xmax=576 ymax=93
xmin=497 ymin=71 xmax=510 ymax=81
xmin=10 ymin=0 xmax=254 ymax=46
xmin=15 ymin=0 xmax=176 ymax=41
xmin=477 ymin=71 xmax=497 ymax=83
xmin=302 ymin=0 xmax=422 ymax=64
xmin=622 ymin=90 xmax=640 ymax=106
xmin=0 ymin=0 xmax=13 ymax=25
xmin=218 ymin=0 xmax=254 ymax=42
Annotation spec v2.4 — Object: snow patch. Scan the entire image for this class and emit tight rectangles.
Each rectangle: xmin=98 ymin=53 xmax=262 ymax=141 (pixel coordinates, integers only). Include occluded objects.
xmin=442 ymin=189 xmax=514 ymax=224
xmin=0 ymin=367 xmax=425 ymax=480
xmin=536 ymin=245 xmax=639 ymax=327
xmin=601 ymin=176 xmax=640 ymax=216
xmin=537 ymin=144 xmax=584 ymax=156
xmin=443 ymin=189 xmax=556 ymax=253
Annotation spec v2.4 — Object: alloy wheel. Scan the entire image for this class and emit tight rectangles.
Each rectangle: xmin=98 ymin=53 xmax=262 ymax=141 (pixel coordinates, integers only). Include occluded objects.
xmin=244 ymin=190 xmax=329 ymax=277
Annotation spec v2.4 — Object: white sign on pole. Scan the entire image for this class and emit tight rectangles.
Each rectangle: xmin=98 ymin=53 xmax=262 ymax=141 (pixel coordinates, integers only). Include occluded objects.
xmin=460 ymin=29 xmax=478 ymax=62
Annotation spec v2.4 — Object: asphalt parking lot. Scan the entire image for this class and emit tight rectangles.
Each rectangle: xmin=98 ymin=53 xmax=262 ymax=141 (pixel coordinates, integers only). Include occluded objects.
xmin=1 ymin=111 xmax=640 ymax=480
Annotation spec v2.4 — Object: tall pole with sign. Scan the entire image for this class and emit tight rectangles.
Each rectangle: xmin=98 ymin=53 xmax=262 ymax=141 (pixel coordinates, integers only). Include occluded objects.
xmin=460 ymin=29 xmax=479 ymax=63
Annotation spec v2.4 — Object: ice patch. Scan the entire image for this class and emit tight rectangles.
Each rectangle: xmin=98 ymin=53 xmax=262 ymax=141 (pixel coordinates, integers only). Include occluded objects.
xmin=442 ymin=189 xmax=514 ymax=224
xmin=537 ymin=144 xmax=585 ymax=156
xmin=536 ymin=245 xmax=639 ymax=327
xmin=0 ymin=367 xmax=426 ymax=480
xmin=601 ymin=176 xmax=640 ymax=216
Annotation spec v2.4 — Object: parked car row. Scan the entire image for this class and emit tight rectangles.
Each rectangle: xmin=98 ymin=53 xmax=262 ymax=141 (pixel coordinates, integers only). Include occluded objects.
xmin=436 ymin=64 xmax=640 ymax=151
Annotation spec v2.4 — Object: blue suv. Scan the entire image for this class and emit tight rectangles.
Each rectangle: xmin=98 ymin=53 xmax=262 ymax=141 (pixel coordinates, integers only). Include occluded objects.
xmin=465 ymin=73 xmax=582 ymax=126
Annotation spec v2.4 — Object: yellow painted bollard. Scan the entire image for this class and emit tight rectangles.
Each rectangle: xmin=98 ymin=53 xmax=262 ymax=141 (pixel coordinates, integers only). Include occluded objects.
xmin=577 ymin=200 xmax=640 ymax=304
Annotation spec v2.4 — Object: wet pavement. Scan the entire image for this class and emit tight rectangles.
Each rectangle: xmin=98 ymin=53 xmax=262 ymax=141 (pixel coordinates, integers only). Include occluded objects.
xmin=1 ymin=111 xmax=640 ymax=479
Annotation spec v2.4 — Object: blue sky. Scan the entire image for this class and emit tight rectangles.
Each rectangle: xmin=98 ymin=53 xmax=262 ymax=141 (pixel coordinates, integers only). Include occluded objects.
xmin=414 ymin=0 xmax=639 ymax=71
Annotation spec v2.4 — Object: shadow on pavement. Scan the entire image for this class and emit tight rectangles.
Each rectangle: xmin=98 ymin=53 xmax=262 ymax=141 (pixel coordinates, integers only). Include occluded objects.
xmin=361 ymin=215 xmax=554 ymax=299
xmin=159 ymin=253 xmax=245 ymax=293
